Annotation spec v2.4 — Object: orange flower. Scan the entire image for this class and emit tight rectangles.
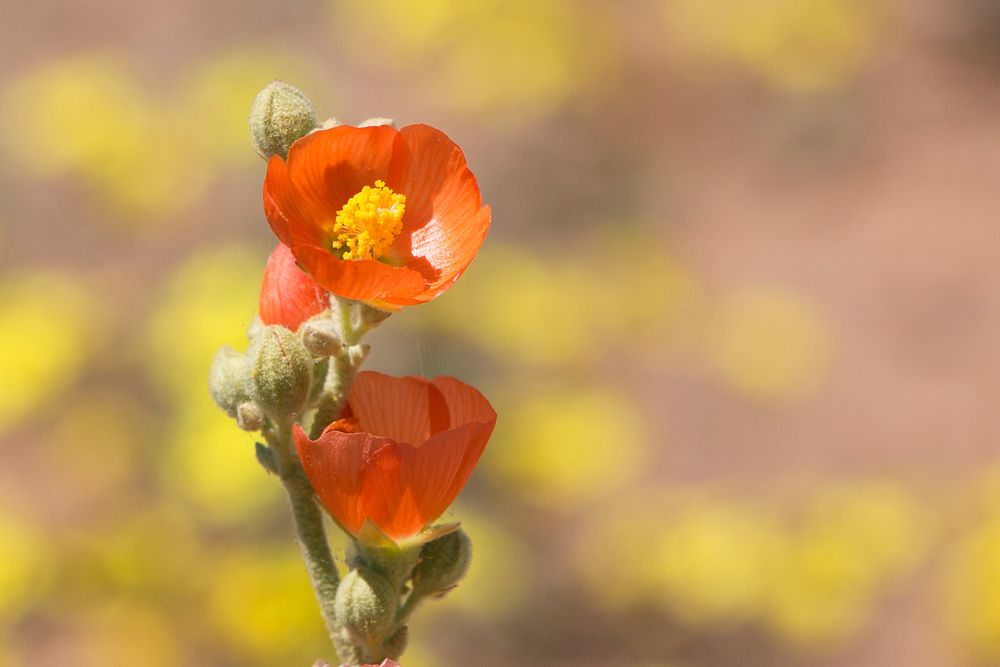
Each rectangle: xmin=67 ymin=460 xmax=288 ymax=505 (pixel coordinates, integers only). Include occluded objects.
xmin=259 ymin=243 xmax=330 ymax=331
xmin=263 ymin=124 xmax=490 ymax=309
xmin=294 ymin=371 xmax=496 ymax=542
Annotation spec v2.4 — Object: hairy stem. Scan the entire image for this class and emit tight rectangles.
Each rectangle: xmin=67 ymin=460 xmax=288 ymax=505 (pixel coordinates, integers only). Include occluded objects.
xmin=268 ymin=424 xmax=346 ymax=660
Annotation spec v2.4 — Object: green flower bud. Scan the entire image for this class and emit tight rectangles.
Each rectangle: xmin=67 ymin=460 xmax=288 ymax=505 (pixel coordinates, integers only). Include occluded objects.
xmin=300 ymin=318 xmax=343 ymax=358
xmin=335 ymin=568 xmax=398 ymax=647
xmin=383 ymin=624 xmax=408 ymax=660
xmin=411 ymin=528 xmax=472 ymax=596
xmin=235 ymin=402 xmax=263 ymax=431
xmin=208 ymin=346 xmax=250 ymax=418
xmin=249 ymin=81 xmax=318 ymax=160
xmin=246 ymin=325 xmax=313 ymax=422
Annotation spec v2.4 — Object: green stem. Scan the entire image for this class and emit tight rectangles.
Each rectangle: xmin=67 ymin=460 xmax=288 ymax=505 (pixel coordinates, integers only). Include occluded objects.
xmin=268 ymin=424 xmax=347 ymax=660
xmin=268 ymin=298 xmax=389 ymax=664
xmin=394 ymin=588 xmax=429 ymax=626
xmin=309 ymin=299 xmax=368 ymax=439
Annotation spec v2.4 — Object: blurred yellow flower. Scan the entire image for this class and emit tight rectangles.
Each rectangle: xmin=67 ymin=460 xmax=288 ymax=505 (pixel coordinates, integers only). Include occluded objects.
xmin=161 ymin=402 xmax=280 ymax=523
xmin=581 ymin=482 xmax=928 ymax=646
xmin=761 ymin=482 xmax=930 ymax=646
xmin=579 ymin=494 xmax=782 ymax=621
xmin=0 ymin=513 xmax=52 ymax=620
xmin=147 ymin=246 xmax=281 ymax=522
xmin=2 ymin=49 xmax=317 ymax=221
xmin=420 ymin=245 xmax=597 ymax=365
xmin=652 ymin=501 xmax=784 ymax=623
xmin=486 ymin=386 xmax=646 ymax=508
xmin=62 ymin=507 xmax=199 ymax=600
xmin=705 ymin=287 xmax=833 ymax=401
xmin=663 ymin=0 xmax=881 ymax=92
xmin=947 ymin=484 xmax=1000 ymax=660
xmin=332 ymin=0 xmax=614 ymax=118
xmin=0 ymin=273 xmax=96 ymax=432
xmin=206 ymin=547 xmax=328 ymax=662
xmin=145 ymin=245 xmax=260 ymax=402
xmin=0 ymin=55 xmax=210 ymax=218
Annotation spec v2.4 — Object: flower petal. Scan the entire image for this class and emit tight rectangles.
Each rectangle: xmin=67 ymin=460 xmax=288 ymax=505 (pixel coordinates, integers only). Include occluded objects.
xmin=294 ymin=426 xmax=398 ymax=537
xmin=393 ymin=124 xmax=491 ymax=302
xmin=259 ymin=243 xmax=329 ymax=331
xmin=394 ymin=421 xmax=493 ymax=538
xmin=263 ymin=155 xmax=326 ymax=249
xmin=289 ymin=243 xmax=426 ymax=304
xmin=287 ymin=125 xmax=403 ymax=227
xmin=432 ymin=375 xmax=498 ymax=427
xmin=347 ymin=371 xmax=451 ymax=444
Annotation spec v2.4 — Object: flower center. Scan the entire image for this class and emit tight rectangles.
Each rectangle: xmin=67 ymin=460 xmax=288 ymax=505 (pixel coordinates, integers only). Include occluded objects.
xmin=332 ymin=180 xmax=406 ymax=261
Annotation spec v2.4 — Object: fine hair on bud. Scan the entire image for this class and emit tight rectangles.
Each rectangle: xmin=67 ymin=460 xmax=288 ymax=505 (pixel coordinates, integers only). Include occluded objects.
xmin=208 ymin=346 xmax=251 ymax=418
xmin=411 ymin=528 xmax=472 ymax=596
xmin=334 ymin=568 xmax=398 ymax=647
xmin=301 ymin=318 xmax=343 ymax=358
xmin=236 ymin=402 xmax=264 ymax=431
xmin=246 ymin=325 xmax=314 ymax=422
xmin=249 ymin=80 xmax=318 ymax=160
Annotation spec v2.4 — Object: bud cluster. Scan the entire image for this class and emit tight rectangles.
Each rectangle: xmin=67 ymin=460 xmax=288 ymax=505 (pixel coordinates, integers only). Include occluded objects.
xmin=334 ymin=527 xmax=473 ymax=663
xmin=209 ymin=324 xmax=313 ymax=434
xmin=209 ymin=300 xmax=384 ymax=480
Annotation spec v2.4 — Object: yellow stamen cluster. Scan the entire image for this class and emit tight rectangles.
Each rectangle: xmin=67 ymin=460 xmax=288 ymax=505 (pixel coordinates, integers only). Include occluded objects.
xmin=332 ymin=180 xmax=406 ymax=261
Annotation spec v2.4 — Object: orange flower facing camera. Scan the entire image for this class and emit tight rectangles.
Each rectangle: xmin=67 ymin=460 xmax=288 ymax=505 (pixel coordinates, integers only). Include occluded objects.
xmin=263 ymin=124 xmax=490 ymax=310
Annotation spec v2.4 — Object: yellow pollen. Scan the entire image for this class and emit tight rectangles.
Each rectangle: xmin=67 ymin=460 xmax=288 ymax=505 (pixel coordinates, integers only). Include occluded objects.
xmin=332 ymin=180 xmax=406 ymax=261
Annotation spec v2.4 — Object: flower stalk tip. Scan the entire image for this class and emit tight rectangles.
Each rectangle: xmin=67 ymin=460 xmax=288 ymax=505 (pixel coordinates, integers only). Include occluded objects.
xmin=250 ymin=80 xmax=318 ymax=160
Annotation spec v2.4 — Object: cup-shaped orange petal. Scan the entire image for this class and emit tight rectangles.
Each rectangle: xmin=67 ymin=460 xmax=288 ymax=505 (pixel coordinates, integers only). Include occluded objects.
xmin=294 ymin=371 xmax=497 ymax=542
xmin=259 ymin=243 xmax=330 ymax=331
xmin=263 ymin=124 xmax=490 ymax=309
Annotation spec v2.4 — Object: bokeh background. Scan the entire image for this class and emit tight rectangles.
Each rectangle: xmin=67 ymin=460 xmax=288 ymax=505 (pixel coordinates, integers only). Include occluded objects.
xmin=2 ymin=0 xmax=1000 ymax=665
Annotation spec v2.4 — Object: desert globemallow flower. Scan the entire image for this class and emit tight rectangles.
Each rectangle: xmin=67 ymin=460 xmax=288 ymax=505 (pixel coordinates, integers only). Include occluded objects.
xmin=294 ymin=371 xmax=497 ymax=542
xmin=262 ymin=123 xmax=490 ymax=310
xmin=259 ymin=243 xmax=330 ymax=332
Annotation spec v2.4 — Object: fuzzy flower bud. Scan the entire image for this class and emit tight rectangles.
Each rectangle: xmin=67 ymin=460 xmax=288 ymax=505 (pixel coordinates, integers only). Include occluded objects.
xmin=249 ymin=81 xmax=318 ymax=160
xmin=236 ymin=402 xmax=264 ymax=431
xmin=246 ymin=325 xmax=313 ymax=422
xmin=300 ymin=318 xmax=344 ymax=358
xmin=411 ymin=528 xmax=472 ymax=596
xmin=208 ymin=346 xmax=250 ymax=418
xmin=334 ymin=568 xmax=397 ymax=647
